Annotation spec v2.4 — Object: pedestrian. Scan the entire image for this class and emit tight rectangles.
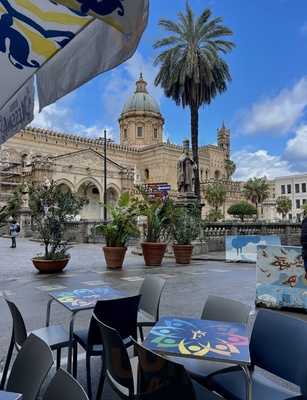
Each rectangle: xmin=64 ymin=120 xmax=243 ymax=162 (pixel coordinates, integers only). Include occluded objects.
xmin=8 ymin=217 xmax=20 ymax=248
xmin=301 ymin=211 xmax=307 ymax=275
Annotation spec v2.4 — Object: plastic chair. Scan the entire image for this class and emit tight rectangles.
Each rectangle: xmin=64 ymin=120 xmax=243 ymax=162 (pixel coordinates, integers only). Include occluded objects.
xmin=94 ymin=317 xmax=136 ymax=400
xmin=73 ymin=295 xmax=141 ymax=399
xmin=6 ymin=334 xmax=54 ymax=400
xmin=43 ymin=369 xmax=89 ymax=400
xmin=169 ymin=295 xmax=251 ymax=385
xmin=138 ymin=276 xmax=166 ymax=341
xmin=133 ymin=340 xmax=221 ymax=400
xmin=1 ymin=298 xmax=70 ymax=389
xmin=207 ymin=309 xmax=307 ymax=399
xmin=201 ymin=295 xmax=251 ymax=323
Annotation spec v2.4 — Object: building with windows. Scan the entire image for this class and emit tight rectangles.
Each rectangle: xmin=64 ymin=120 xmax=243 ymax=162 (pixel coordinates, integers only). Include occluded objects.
xmin=263 ymin=174 xmax=307 ymax=221
xmin=0 ymin=74 xmax=233 ymax=220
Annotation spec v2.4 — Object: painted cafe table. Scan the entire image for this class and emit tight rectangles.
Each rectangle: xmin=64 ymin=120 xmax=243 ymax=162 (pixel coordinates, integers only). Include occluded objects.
xmin=0 ymin=391 xmax=22 ymax=400
xmin=45 ymin=286 xmax=128 ymax=372
xmin=143 ymin=316 xmax=252 ymax=400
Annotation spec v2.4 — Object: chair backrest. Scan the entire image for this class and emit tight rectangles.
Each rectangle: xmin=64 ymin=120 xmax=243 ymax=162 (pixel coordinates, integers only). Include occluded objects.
xmin=139 ymin=276 xmax=166 ymax=320
xmin=43 ymin=369 xmax=89 ymax=400
xmin=5 ymin=298 xmax=27 ymax=348
xmin=94 ymin=316 xmax=134 ymax=399
xmin=250 ymin=309 xmax=307 ymax=396
xmin=88 ymin=295 xmax=141 ymax=346
xmin=6 ymin=334 xmax=54 ymax=400
xmin=134 ymin=340 xmax=197 ymax=400
xmin=201 ymin=295 xmax=251 ymax=324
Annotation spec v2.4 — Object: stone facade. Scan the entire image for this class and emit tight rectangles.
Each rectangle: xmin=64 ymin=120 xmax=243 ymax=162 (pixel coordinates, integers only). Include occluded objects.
xmin=0 ymin=75 xmax=233 ymax=220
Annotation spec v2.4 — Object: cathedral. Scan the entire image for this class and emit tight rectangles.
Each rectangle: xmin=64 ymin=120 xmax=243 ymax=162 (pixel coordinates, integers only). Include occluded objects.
xmin=0 ymin=74 xmax=237 ymax=220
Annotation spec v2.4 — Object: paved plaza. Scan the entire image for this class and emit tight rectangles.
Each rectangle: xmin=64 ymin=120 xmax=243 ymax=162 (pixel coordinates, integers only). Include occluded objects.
xmin=0 ymin=237 xmax=303 ymax=397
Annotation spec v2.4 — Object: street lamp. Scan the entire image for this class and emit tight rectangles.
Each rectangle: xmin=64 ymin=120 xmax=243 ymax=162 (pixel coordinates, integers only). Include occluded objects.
xmin=103 ymin=129 xmax=107 ymax=221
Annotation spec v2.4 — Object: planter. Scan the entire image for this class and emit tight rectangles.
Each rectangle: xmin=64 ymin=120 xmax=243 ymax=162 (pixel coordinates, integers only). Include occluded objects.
xmin=103 ymin=246 xmax=127 ymax=269
xmin=141 ymin=242 xmax=167 ymax=267
xmin=173 ymin=244 xmax=193 ymax=265
xmin=32 ymin=257 xmax=69 ymax=273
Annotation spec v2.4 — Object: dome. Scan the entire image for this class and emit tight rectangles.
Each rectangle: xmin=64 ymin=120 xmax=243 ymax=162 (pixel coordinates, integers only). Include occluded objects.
xmin=122 ymin=74 xmax=160 ymax=114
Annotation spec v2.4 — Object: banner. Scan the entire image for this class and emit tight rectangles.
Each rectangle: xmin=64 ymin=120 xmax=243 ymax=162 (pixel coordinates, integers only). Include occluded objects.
xmin=0 ymin=77 xmax=34 ymax=145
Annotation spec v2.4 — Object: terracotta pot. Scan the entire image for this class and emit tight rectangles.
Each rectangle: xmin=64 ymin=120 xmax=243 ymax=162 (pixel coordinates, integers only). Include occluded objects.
xmin=32 ymin=258 xmax=69 ymax=273
xmin=173 ymin=244 xmax=193 ymax=265
xmin=103 ymin=246 xmax=127 ymax=269
xmin=141 ymin=242 xmax=167 ymax=267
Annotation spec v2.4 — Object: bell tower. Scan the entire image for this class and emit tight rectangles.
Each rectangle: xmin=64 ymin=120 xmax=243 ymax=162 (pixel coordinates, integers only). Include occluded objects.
xmin=217 ymin=122 xmax=230 ymax=158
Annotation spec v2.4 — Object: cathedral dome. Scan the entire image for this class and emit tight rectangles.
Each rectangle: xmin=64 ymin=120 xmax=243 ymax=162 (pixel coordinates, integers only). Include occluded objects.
xmin=122 ymin=73 xmax=160 ymax=114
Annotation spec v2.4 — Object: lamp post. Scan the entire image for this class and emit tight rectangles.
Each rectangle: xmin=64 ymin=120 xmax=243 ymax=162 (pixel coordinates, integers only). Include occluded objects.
xmin=103 ymin=129 xmax=107 ymax=221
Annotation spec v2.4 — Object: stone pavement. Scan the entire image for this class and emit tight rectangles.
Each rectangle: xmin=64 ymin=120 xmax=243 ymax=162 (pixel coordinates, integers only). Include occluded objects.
xmin=0 ymin=237 xmax=302 ymax=398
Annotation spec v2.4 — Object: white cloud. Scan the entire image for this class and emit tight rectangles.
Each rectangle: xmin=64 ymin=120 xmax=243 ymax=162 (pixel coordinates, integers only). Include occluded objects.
xmin=233 ymin=149 xmax=297 ymax=181
xmin=240 ymin=77 xmax=307 ymax=135
xmin=101 ymin=51 xmax=163 ymax=122
xmin=285 ymin=124 xmax=307 ymax=170
xmin=32 ymin=99 xmax=110 ymax=139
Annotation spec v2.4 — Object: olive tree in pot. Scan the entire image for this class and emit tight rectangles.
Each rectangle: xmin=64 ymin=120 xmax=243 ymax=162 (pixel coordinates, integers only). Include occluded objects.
xmin=29 ymin=180 xmax=85 ymax=273
xmin=95 ymin=193 xmax=139 ymax=269
xmin=135 ymin=189 xmax=172 ymax=267
xmin=170 ymin=205 xmax=201 ymax=265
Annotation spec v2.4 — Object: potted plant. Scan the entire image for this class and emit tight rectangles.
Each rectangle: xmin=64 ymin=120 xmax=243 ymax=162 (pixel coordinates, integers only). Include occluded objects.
xmin=95 ymin=192 xmax=139 ymax=269
xmin=29 ymin=180 xmax=85 ymax=273
xmin=134 ymin=189 xmax=172 ymax=267
xmin=170 ymin=205 xmax=201 ymax=265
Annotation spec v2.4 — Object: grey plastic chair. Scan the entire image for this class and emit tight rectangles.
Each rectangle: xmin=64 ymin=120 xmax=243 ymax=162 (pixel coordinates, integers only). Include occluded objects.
xmin=138 ymin=275 xmax=166 ymax=341
xmin=134 ymin=339 xmax=221 ymax=400
xmin=207 ymin=309 xmax=307 ymax=399
xmin=6 ymin=334 xmax=54 ymax=400
xmin=43 ymin=369 xmax=89 ymax=400
xmin=170 ymin=295 xmax=251 ymax=386
xmin=201 ymin=295 xmax=251 ymax=324
xmin=1 ymin=298 xmax=70 ymax=389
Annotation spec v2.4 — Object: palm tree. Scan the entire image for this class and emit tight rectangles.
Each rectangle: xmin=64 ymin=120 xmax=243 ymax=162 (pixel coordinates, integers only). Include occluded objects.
xmin=276 ymin=196 xmax=292 ymax=220
xmin=243 ymin=178 xmax=270 ymax=219
xmin=153 ymin=3 xmax=234 ymax=199
xmin=225 ymin=159 xmax=236 ymax=180
xmin=205 ymin=182 xmax=227 ymax=212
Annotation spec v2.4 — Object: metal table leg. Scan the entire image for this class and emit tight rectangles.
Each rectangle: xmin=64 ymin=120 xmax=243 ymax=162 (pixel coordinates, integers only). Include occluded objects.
xmin=46 ymin=298 xmax=55 ymax=327
xmin=67 ymin=311 xmax=77 ymax=373
xmin=242 ymin=365 xmax=252 ymax=400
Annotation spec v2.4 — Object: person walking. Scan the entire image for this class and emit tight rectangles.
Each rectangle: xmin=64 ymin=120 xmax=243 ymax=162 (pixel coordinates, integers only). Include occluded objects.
xmin=9 ymin=217 xmax=20 ymax=248
xmin=301 ymin=212 xmax=307 ymax=275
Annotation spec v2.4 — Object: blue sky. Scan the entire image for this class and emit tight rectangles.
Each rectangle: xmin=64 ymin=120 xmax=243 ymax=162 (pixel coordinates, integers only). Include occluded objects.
xmin=33 ymin=0 xmax=307 ymax=180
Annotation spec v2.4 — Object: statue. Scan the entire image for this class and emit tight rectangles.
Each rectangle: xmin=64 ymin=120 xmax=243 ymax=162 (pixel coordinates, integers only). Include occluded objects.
xmin=177 ymin=139 xmax=197 ymax=194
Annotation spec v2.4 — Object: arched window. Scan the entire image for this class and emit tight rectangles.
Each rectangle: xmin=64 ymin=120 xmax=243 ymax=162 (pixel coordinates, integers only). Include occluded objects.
xmin=154 ymin=128 xmax=158 ymax=139
xmin=215 ymin=170 xmax=221 ymax=180
xmin=123 ymin=129 xmax=128 ymax=139
xmin=145 ymin=169 xmax=149 ymax=180
xmin=137 ymin=126 xmax=143 ymax=138
xmin=205 ymin=170 xmax=209 ymax=180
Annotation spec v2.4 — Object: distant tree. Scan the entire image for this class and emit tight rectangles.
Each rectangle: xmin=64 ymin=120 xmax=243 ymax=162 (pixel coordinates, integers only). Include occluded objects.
xmin=228 ymin=201 xmax=257 ymax=222
xmin=225 ymin=159 xmax=236 ymax=180
xmin=302 ymin=203 xmax=307 ymax=217
xmin=204 ymin=182 xmax=226 ymax=221
xmin=243 ymin=177 xmax=270 ymax=219
xmin=153 ymin=3 xmax=234 ymax=199
xmin=276 ymin=196 xmax=292 ymax=220
xmin=207 ymin=209 xmax=224 ymax=222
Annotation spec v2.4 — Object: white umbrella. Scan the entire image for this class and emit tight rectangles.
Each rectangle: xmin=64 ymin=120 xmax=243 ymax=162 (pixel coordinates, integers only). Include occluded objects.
xmin=0 ymin=0 xmax=149 ymax=144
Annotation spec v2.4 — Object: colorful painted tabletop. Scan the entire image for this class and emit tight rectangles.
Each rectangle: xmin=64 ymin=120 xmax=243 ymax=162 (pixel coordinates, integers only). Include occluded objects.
xmin=144 ymin=317 xmax=251 ymax=365
xmin=0 ymin=391 xmax=22 ymax=400
xmin=49 ymin=287 xmax=128 ymax=311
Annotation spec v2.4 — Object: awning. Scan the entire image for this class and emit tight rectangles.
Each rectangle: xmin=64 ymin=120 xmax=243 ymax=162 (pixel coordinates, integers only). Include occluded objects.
xmin=0 ymin=0 xmax=149 ymax=144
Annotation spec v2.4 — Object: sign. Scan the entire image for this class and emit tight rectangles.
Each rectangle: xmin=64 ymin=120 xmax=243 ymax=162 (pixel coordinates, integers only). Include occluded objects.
xmin=0 ymin=78 xmax=34 ymax=145
xmin=143 ymin=182 xmax=171 ymax=199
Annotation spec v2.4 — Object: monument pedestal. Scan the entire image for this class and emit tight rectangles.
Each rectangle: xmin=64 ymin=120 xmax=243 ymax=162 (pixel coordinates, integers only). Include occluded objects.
xmin=18 ymin=207 xmax=32 ymax=238
xmin=175 ymin=192 xmax=200 ymax=209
